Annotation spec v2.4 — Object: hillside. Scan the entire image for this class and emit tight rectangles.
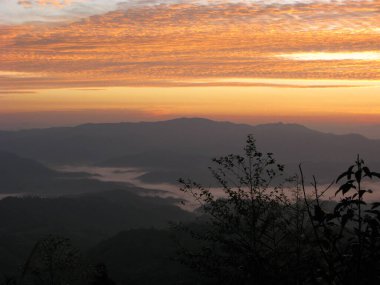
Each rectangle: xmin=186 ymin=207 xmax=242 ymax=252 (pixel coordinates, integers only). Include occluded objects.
xmin=88 ymin=229 xmax=199 ymax=285
xmin=0 ymin=190 xmax=193 ymax=276
xmin=0 ymin=118 xmax=379 ymax=183
xmin=0 ymin=150 xmax=143 ymax=194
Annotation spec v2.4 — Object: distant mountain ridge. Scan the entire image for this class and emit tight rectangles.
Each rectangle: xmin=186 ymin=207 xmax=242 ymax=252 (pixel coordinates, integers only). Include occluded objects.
xmin=0 ymin=118 xmax=379 ymax=183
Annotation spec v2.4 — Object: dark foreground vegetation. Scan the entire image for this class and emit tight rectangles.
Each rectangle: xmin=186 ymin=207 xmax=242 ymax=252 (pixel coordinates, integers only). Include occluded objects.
xmin=174 ymin=136 xmax=380 ymax=284
xmin=1 ymin=135 xmax=380 ymax=284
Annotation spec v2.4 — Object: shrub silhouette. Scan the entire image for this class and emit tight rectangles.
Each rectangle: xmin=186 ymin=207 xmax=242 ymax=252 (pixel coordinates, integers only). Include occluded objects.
xmin=89 ymin=263 xmax=115 ymax=285
xmin=19 ymin=235 xmax=90 ymax=285
xmin=175 ymin=135 xmax=310 ymax=284
xmin=175 ymin=135 xmax=380 ymax=285
xmin=300 ymin=156 xmax=380 ymax=284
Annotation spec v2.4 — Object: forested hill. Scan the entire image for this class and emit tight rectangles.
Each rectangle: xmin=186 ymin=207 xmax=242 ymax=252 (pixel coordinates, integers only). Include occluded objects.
xmin=0 ymin=118 xmax=379 ymax=182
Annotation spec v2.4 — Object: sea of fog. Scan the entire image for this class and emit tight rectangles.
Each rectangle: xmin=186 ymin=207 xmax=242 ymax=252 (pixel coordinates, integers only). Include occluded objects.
xmin=55 ymin=166 xmax=199 ymax=208
xmin=56 ymin=165 xmax=231 ymax=209
xmin=57 ymin=166 xmax=380 ymax=204
xmin=3 ymin=165 xmax=379 ymax=209
xmin=58 ymin=166 xmax=178 ymax=193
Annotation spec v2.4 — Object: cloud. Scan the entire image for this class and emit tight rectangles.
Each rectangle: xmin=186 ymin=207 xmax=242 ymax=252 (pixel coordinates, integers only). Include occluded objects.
xmin=18 ymin=0 xmax=76 ymax=8
xmin=2 ymin=1 xmax=380 ymax=91
xmin=0 ymin=90 xmax=36 ymax=94
xmin=18 ymin=0 xmax=33 ymax=8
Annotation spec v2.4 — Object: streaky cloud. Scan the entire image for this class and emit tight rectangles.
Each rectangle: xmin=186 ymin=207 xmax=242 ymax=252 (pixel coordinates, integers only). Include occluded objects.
xmin=1 ymin=0 xmax=379 ymax=91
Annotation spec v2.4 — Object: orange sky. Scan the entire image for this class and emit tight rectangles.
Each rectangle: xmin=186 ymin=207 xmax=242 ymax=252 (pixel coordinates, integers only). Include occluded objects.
xmin=1 ymin=0 xmax=380 ymax=129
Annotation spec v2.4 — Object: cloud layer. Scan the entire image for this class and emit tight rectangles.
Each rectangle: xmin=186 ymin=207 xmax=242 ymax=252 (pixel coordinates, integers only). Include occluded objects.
xmin=18 ymin=0 xmax=74 ymax=8
xmin=1 ymin=0 xmax=380 ymax=91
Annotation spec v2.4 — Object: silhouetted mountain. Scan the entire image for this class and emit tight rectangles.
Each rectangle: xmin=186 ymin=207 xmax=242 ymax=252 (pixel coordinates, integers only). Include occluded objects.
xmin=0 ymin=150 xmax=60 ymax=193
xmin=1 ymin=118 xmax=380 ymax=183
xmin=101 ymin=150 xmax=210 ymax=169
xmin=0 ymin=150 xmax=140 ymax=194
xmin=0 ymin=118 xmax=250 ymax=164
xmin=0 ymin=190 xmax=193 ymax=276
xmin=0 ymin=150 xmax=56 ymax=178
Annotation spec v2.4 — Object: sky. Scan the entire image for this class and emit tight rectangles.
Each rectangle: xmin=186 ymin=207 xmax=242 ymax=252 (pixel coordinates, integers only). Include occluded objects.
xmin=1 ymin=0 xmax=380 ymax=132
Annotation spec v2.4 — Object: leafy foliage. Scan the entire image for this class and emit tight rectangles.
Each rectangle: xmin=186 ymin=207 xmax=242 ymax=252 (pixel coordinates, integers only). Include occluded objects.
xmin=176 ymin=136 xmax=380 ymax=285
xmin=301 ymin=156 xmax=380 ymax=284
xmin=175 ymin=135 xmax=310 ymax=284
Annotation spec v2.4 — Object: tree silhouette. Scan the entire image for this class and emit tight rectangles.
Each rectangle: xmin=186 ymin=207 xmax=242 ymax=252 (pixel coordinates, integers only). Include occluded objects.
xmin=89 ymin=263 xmax=115 ymax=285
xmin=175 ymin=135 xmax=309 ymax=284
xmin=175 ymin=136 xmax=380 ymax=285
xmin=19 ymin=235 xmax=89 ymax=285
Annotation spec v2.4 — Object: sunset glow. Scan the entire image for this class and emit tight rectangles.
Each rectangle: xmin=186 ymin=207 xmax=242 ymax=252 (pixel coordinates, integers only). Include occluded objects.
xmin=1 ymin=0 xmax=380 ymax=128
xmin=280 ymin=52 xmax=380 ymax=61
